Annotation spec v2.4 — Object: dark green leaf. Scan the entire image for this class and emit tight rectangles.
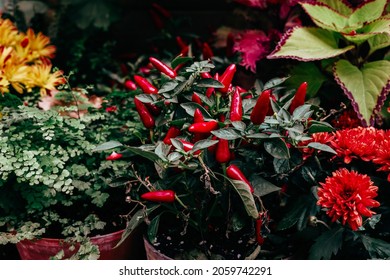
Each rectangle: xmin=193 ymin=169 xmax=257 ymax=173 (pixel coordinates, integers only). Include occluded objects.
xmin=211 ymin=128 xmax=241 ymax=140
xmin=308 ymin=142 xmax=337 ymax=154
xmin=308 ymin=121 xmax=334 ymax=133
xmin=147 ymin=214 xmax=161 ymax=244
xmin=231 ymin=121 xmax=246 ymax=132
xmin=180 ymin=102 xmax=213 ymax=120
xmin=292 ymin=104 xmax=313 ymax=120
xmin=246 ymin=133 xmax=269 ymax=139
xmin=171 ymin=56 xmax=193 ymax=69
xmin=135 ymin=94 xmax=157 ymax=103
xmin=362 ymin=235 xmax=390 ymax=259
xmin=92 ymin=141 xmax=123 ymax=152
xmin=263 ymin=77 xmax=289 ymax=90
xmin=309 ymin=226 xmax=344 ymax=260
xmin=251 ymin=175 xmax=281 ymax=197
xmin=368 ymin=214 xmax=381 ymax=230
xmin=196 ymin=78 xmax=224 ymax=88
xmin=170 ymin=138 xmax=184 ymax=151
xmin=228 ymin=179 xmax=258 ymax=219
xmin=155 ymin=142 xmax=171 ymax=160
xmin=192 ymin=139 xmax=219 ymax=153
xmin=127 ymin=146 xmax=160 ymax=162
xmin=158 ymin=81 xmax=179 ymax=94
xmin=273 ymin=158 xmax=290 ymax=174
xmin=264 ymin=138 xmax=290 ymax=159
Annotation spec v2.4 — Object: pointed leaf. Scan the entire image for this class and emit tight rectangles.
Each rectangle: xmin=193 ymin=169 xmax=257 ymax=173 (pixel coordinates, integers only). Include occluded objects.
xmin=181 ymin=102 xmax=213 ymax=120
xmin=263 ymin=76 xmax=289 ymax=90
xmin=308 ymin=142 xmax=337 ymax=154
xmin=267 ymin=27 xmax=355 ymax=61
xmin=251 ymin=175 xmax=281 ymax=197
xmin=171 ymin=56 xmax=193 ymax=69
xmin=368 ymin=33 xmax=390 ymax=56
xmin=334 ymin=59 xmax=390 ymax=126
xmin=264 ymin=138 xmax=290 ymax=159
xmin=228 ymin=179 xmax=258 ymax=219
xmin=92 ymin=141 xmax=123 ymax=152
xmin=309 ymin=226 xmax=344 ymax=260
xmin=196 ymin=78 xmax=224 ymax=88
xmin=300 ymin=2 xmax=356 ymax=32
xmin=192 ymin=139 xmax=219 ymax=152
xmin=147 ymin=214 xmax=161 ymax=244
xmin=361 ymin=235 xmax=390 ymax=259
xmin=126 ymin=146 xmax=161 ymax=162
xmin=349 ymin=0 xmax=388 ymax=28
xmin=211 ymin=128 xmax=241 ymax=140
xmin=158 ymin=81 xmax=179 ymax=94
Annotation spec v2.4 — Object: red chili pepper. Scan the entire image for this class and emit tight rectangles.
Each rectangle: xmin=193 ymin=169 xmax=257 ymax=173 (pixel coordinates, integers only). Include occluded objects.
xmin=289 ymin=82 xmax=307 ymax=113
xmin=204 ymin=72 xmax=218 ymax=98
xmin=230 ymin=87 xmax=243 ymax=122
xmin=149 ymin=57 xmax=177 ymax=79
xmin=188 ymin=120 xmax=218 ymax=134
xmin=250 ymin=89 xmax=271 ymax=125
xmin=134 ymin=97 xmax=155 ymax=128
xmin=105 ymin=105 xmax=117 ymax=113
xmin=200 ymin=72 xmax=212 ymax=79
xmin=178 ymin=139 xmax=201 ymax=155
xmin=194 ymin=108 xmax=205 ymax=123
xmin=192 ymin=92 xmax=202 ymax=105
xmin=106 ymin=151 xmax=123 ymax=160
xmin=124 ymin=79 xmax=137 ymax=91
xmin=141 ymin=190 xmax=175 ymax=203
xmin=219 ymin=64 xmax=236 ymax=94
xmin=208 ymin=135 xmax=218 ymax=154
xmin=149 ymin=9 xmax=165 ymax=30
xmin=133 ymin=75 xmax=158 ymax=94
xmin=176 ymin=36 xmax=188 ymax=50
xmin=202 ymin=42 xmax=214 ymax=60
xmin=255 ymin=217 xmax=265 ymax=245
xmin=215 ymin=138 xmax=230 ymax=163
xmin=226 ymin=164 xmax=254 ymax=193
xmin=151 ymin=3 xmax=171 ymax=19
xmin=163 ymin=126 xmax=181 ymax=145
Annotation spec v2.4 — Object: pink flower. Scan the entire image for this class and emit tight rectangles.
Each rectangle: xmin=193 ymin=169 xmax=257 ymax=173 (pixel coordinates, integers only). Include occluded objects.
xmin=317 ymin=168 xmax=380 ymax=231
xmin=233 ymin=30 xmax=270 ymax=73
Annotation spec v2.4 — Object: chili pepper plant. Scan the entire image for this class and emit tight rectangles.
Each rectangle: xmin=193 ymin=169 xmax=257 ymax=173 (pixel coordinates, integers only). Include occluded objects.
xmin=95 ymin=55 xmax=340 ymax=259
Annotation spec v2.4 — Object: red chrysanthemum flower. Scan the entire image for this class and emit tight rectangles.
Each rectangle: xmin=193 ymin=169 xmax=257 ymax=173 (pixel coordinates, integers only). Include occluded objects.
xmin=331 ymin=109 xmax=360 ymax=129
xmin=317 ymin=168 xmax=380 ymax=231
xmin=372 ymin=130 xmax=390 ymax=181
xmin=299 ymin=132 xmax=334 ymax=160
xmin=331 ymin=127 xmax=378 ymax=164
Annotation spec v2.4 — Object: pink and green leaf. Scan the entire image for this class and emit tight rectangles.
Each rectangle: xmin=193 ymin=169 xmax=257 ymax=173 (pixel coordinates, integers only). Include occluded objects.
xmin=333 ymin=59 xmax=390 ymax=126
xmin=267 ymin=27 xmax=354 ymax=61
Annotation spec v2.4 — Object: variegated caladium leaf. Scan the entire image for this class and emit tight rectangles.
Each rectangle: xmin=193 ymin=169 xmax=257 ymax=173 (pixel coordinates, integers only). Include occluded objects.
xmin=267 ymin=27 xmax=355 ymax=61
xmin=333 ymin=59 xmax=390 ymax=126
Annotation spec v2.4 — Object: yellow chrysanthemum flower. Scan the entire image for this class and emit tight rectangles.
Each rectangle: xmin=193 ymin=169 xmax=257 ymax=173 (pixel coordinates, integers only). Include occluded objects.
xmin=27 ymin=63 xmax=65 ymax=95
xmin=0 ymin=18 xmax=20 ymax=47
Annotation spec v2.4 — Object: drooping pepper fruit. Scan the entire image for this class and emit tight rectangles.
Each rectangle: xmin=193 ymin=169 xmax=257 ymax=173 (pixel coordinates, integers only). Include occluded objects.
xmin=134 ymin=97 xmax=155 ymax=128
xmin=192 ymin=92 xmax=202 ymax=105
xmin=255 ymin=216 xmax=265 ymax=245
xmin=176 ymin=36 xmax=188 ymax=50
xmin=219 ymin=64 xmax=236 ymax=94
xmin=163 ymin=126 xmax=181 ymax=145
xmin=200 ymin=72 xmax=212 ymax=79
xmin=202 ymin=42 xmax=214 ymax=60
xmin=145 ymin=102 xmax=161 ymax=116
xmin=124 ymin=79 xmax=137 ymax=91
xmin=289 ymin=82 xmax=307 ymax=114
xmin=193 ymin=108 xmax=205 ymax=123
xmin=149 ymin=9 xmax=165 ymax=30
xmin=133 ymin=75 xmax=158 ymax=94
xmin=230 ymin=87 xmax=243 ymax=122
xmin=250 ymin=89 xmax=271 ymax=125
xmin=149 ymin=57 xmax=177 ymax=79
xmin=141 ymin=190 xmax=175 ymax=203
xmin=215 ymin=138 xmax=230 ymax=163
xmin=106 ymin=151 xmax=123 ymax=160
xmin=188 ymin=120 xmax=218 ymax=134
xmin=226 ymin=164 xmax=254 ymax=193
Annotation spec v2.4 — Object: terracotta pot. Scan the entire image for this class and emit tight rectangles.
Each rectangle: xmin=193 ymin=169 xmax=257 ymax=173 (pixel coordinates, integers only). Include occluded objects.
xmin=16 ymin=229 xmax=145 ymax=260
xmin=143 ymin=236 xmax=172 ymax=260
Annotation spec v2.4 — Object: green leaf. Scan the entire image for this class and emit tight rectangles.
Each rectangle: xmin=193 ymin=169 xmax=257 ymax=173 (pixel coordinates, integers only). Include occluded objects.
xmin=285 ymin=63 xmax=327 ymax=98
xmin=361 ymin=235 xmax=390 ymax=259
xmin=147 ymin=214 xmax=161 ymax=244
xmin=246 ymin=133 xmax=269 ymax=139
xmin=315 ymin=0 xmax=352 ymax=17
xmin=231 ymin=121 xmax=246 ymax=132
xmin=268 ymin=27 xmax=355 ymax=61
xmin=180 ymin=102 xmax=213 ymax=120
xmin=277 ymin=195 xmax=318 ymax=231
xmin=126 ymin=146 xmax=161 ymax=162
xmin=300 ymin=2 xmax=357 ymax=33
xmin=114 ymin=206 xmax=159 ymax=248
xmin=228 ymin=179 xmax=258 ymax=219
xmin=309 ymin=226 xmax=344 ymax=260
xmin=158 ymin=81 xmax=179 ymax=94
xmin=196 ymin=78 xmax=224 ymax=88
xmin=263 ymin=77 xmax=289 ymax=90
xmin=135 ymin=94 xmax=157 ymax=103
xmin=308 ymin=142 xmax=337 ymax=154
xmin=334 ymin=59 xmax=390 ymax=126
xmin=264 ymin=138 xmax=290 ymax=159
xmin=211 ymin=128 xmax=241 ymax=140
xmin=292 ymin=104 xmax=313 ymax=120
xmin=92 ymin=141 xmax=123 ymax=152
xmin=368 ymin=33 xmax=390 ymax=56
xmin=171 ymin=56 xmax=193 ymax=69
xmin=308 ymin=120 xmax=334 ymax=133
xmin=192 ymin=139 xmax=219 ymax=152
xmin=251 ymin=175 xmax=281 ymax=197
xmin=349 ymin=0 xmax=388 ymax=28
